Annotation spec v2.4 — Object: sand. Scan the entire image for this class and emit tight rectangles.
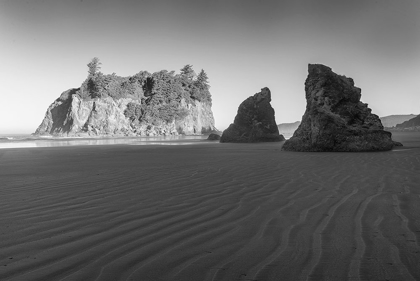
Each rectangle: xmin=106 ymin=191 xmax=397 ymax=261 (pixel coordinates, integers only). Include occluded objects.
xmin=1 ymin=131 xmax=419 ymax=281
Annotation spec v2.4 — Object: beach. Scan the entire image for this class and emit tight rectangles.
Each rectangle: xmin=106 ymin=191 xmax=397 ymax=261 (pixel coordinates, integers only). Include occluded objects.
xmin=1 ymin=132 xmax=419 ymax=281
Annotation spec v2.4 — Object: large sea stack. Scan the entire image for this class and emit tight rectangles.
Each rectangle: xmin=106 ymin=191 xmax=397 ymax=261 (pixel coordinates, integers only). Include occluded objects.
xmin=34 ymin=60 xmax=216 ymax=137
xmin=220 ymin=87 xmax=285 ymax=143
xmin=282 ymin=64 xmax=401 ymax=152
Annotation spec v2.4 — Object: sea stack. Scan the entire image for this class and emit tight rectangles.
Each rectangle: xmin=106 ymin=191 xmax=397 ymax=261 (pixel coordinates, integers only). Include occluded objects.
xmin=220 ymin=87 xmax=285 ymax=143
xmin=282 ymin=64 xmax=401 ymax=152
xmin=34 ymin=60 xmax=217 ymax=137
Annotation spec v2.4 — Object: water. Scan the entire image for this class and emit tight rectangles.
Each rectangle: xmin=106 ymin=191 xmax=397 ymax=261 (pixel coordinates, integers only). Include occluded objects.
xmin=0 ymin=134 xmax=214 ymax=149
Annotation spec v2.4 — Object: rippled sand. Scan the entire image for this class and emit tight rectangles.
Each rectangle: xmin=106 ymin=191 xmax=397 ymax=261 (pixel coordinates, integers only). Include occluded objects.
xmin=1 ymin=132 xmax=419 ymax=281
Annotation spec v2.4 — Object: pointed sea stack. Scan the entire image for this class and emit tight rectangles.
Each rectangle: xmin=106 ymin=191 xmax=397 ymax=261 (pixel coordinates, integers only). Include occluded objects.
xmin=282 ymin=64 xmax=401 ymax=152
xmin=220 ymin=87 xmax=285 ymax=143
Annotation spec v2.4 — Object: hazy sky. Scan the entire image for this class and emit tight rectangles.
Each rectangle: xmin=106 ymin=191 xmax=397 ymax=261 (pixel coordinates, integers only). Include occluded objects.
xmin=1 ymin=0 xmax=419 ymax=134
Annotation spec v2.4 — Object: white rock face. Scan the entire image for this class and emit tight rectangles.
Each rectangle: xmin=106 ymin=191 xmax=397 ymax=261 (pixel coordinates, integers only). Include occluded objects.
xmin=175 ymin=99 xmax=216 ymax=134
xmin=34 ymin=88 xmax=216 ymax=136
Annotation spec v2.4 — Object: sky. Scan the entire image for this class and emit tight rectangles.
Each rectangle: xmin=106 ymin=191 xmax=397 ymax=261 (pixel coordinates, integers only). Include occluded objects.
xmin=0 ymin=0 xmax=419 ymax=134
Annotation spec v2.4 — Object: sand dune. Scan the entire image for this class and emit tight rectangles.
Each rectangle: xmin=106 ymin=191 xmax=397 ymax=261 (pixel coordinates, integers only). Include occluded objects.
xmin=1 ymin=132 xmax=420 ymax=281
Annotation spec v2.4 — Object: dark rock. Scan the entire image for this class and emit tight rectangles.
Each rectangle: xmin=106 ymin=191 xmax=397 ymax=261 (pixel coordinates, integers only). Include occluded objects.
xmin=220 ymin=87 xmax=285 ymax=143
xmin=393 ymin=141 xmax=403 ymax=146
xmin=282 ymin=64 xmax=400 ymax=152
xmin=202 ymin=129 xmax=223 ymax=136
xmin=207 ymin=133 xmax=221 ymax=140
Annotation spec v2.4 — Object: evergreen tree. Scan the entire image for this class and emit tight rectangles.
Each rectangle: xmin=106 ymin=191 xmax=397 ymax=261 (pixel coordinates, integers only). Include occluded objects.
xmin=196 ymin=69 xmax=209 ymax=90
xmin=180 ymin=64 xmax=195 ymax=80
xmin=87 ymin=57 xmax=102 ymax=76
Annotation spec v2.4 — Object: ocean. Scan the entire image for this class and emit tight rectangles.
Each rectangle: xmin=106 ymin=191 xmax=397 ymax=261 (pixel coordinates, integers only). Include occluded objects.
xmin=0 ymin=134 xmax=211 ymax=149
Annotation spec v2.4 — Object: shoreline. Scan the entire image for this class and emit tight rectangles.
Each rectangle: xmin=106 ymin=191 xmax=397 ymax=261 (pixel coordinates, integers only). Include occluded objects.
xmin=0 ymin=130 xmax=416 ymax=150
xmin=0 ymin=135 xmax=214 ymax=149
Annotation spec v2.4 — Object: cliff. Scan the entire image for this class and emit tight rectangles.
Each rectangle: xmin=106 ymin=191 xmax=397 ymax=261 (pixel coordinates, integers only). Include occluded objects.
xmin=34 ymin=61 xmax=216 ymax=137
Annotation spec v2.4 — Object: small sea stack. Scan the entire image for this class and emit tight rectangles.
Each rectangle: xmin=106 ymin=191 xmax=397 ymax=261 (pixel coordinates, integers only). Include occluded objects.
xmin=220 ymin=87 xmax=285 ymax=143
xmin=282 ymin=64 xmax=401 ymax=152
xmin=207 ymin=133 xmax=221 ymax=140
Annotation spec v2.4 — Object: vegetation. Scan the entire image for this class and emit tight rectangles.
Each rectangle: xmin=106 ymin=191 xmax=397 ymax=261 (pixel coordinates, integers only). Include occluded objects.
xmin=87 ymin=57 xmax=101 ymax=76
xmin=180 ymin=64 xmax=195 ymax=80
xmin=77 ymin=58 xmax=212 ymax=124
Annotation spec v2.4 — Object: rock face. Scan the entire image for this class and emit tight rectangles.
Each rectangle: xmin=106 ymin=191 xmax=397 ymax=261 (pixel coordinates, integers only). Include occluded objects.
xmin=35 ymin=89 xmax=216 ymax=137
xmin=220 ymin=87 xmax=285 ymax=143
xmin=282 ymin=64 xmax=400 ymax=152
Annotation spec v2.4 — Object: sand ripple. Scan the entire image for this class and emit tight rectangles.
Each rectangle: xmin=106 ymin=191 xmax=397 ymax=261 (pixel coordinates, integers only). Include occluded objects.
xmin=1 ymin=133 xmax=420 ymax=280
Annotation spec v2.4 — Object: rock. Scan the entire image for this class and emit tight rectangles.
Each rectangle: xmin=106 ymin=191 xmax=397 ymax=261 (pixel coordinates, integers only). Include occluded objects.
xmin=220 ymin=87 xmax=285 ymax=143
xmin=35 ymin=91 xmax=136 ymax=136
xmin=34 ymin=61 xmax=218 ymax=137
xmin=34 ymin=91 xmax=216 ymax=136
xmin=34 ymin=90 xmax=216 ymax=137
xmin=207 ymin=133 xmax=221 ymax=140
xmin=282 ymin=64 xmax=400 ymax=152
xmin=174 ymin=99 xmax=216 ymax=135
xmin=393 ymin=141 xmax=403 ymax=146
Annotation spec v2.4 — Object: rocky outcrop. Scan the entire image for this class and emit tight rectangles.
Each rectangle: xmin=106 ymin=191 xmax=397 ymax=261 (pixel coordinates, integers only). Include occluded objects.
xmin=207 ymin=133 xmax=221 ymax=140
xmin=220 ymin=87 xmax=285 ymax=143
xmin=282 ymin=64 xmax=401 ymax=152
xmin=35 ymin=89 xmax=216 ymax=137
xmin=34 ymin=60 xmax=217 ymax=137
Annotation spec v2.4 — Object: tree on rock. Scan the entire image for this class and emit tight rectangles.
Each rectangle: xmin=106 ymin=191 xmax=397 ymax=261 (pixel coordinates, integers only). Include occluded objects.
xmin=196 ymin=69 xmax=209 ymax=90
xmin=180 ymin=64 xmax=195 ymax=80
xmin=87 ymin=57 xmax=102 ymax=77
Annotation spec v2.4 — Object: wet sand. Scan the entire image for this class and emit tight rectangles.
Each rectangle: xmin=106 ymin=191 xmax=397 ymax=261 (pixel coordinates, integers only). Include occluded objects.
xmin=1 ymin=131 xmax=419 ymax=281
